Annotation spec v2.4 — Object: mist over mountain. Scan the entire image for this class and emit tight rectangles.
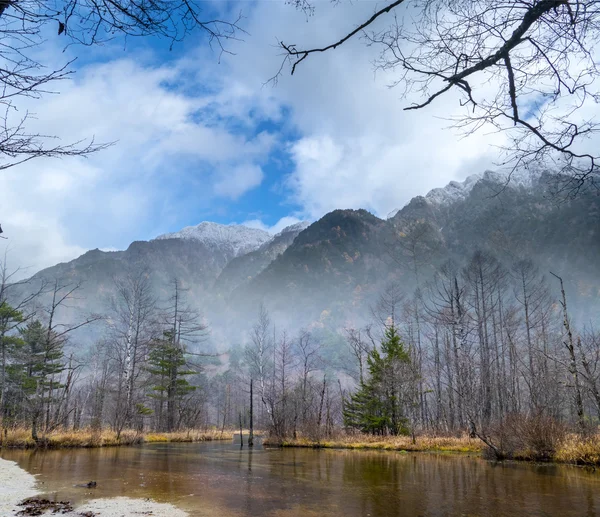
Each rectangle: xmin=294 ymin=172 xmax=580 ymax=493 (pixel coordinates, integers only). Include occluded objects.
xmin=214 ymin=222 xmax=310 ymax=297
xmin=226 ymin=171 xmax=599 ymax=328
xmin=11 ymin=171 xmax=600 ymax=348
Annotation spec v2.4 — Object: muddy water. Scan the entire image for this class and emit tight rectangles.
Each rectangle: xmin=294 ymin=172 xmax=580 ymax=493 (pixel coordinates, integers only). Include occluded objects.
xmin=2 ymin=442 xmax=600 ymax=516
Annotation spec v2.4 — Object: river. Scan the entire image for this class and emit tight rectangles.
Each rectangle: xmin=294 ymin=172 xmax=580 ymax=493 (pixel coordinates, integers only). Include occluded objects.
xmin=2 ymin=442 xmax=599 ymax=516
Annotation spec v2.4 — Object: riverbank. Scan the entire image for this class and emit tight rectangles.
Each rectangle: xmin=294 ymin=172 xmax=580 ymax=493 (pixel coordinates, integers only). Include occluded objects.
xmin=266 ymin=433 xmax=600 ymax=466
xmin=266 ymin=434 xmax=483 ymax=453
xmin=0 ymin=427 xmax=234 ymax=449
xmin=0 ymin=456 xmax=189 ymax=516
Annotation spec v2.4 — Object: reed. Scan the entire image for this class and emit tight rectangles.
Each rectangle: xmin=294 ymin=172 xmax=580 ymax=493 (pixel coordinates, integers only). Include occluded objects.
xmin=145 ymin=429 xmax=232 ymax=443
xmin=555 ymin=434 xmax=600 ymax=466
xmin=269 ymin=431 xmax=600 ymax=466
xmin=267 ymin=433 xmax=482 ymax=454
xmin=0 ymin=427 xmax=234 ymax=449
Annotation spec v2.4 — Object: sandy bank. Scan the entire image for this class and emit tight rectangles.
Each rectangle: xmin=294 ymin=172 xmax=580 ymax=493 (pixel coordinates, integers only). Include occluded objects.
xmin=0 ymin=457 xmax=38 ymax=515
xmin=67 ymin=497 xmax=188 ymax=516
xmin=0 ymin=457 xmax=188 ymax=516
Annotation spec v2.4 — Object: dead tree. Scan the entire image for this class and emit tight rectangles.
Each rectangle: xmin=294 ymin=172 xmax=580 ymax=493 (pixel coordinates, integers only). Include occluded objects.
xmin=550 ymin=272 xmax=585 ymax=430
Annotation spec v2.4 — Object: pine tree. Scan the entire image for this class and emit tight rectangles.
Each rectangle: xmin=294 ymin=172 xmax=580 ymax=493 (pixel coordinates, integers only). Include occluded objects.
xmin=20 ymin=320 xmax=66 ymax=439
xmin=147 ymin=330 xmax=196 ymax=432
xmin=344 ymin=325 xmax=411 ymax=435
xmin=0 ymin=302 xmax=24 ymax=428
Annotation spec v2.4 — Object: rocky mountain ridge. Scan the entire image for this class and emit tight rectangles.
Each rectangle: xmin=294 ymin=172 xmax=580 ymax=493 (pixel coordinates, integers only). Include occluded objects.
xmin=9 ymin=170 xmax=599 ymax=345
xmin=154 ymin=221 xmax=272 ymax=258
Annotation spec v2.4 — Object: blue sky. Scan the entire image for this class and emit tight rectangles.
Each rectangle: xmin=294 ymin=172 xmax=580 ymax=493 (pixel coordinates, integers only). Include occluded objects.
xmin=0 ymin=0 xmax=509 ymax=277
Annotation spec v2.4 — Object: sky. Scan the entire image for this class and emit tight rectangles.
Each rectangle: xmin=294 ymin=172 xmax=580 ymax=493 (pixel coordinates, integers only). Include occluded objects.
xmin=0 ymin=0 xmax=508 ymax=278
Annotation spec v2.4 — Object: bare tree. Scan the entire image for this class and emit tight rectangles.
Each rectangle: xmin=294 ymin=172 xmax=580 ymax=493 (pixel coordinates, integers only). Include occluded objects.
xmin=106 ymin=267 xmax=157 ymax=437
xmin=245 ymin=302 xmax=275 ymax=431
xmin=550 ymin=271 xmax=585 ymax=430
xmin=294 ymin=329 xmax=321 ymax=434
xmin=278 ymin=0 xmax=600 ymax=192
xmin=0 ymin=0 xmax=242 ymax=169
xmin=343 ymin=326 xmax=371 ymax=384
xmin=371 ymin=281 xmax=405 ymax=331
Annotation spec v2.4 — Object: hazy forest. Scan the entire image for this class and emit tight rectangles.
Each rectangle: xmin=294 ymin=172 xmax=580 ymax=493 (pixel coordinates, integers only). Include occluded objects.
xmin=1 ymin=243 xmax=599 ymax=464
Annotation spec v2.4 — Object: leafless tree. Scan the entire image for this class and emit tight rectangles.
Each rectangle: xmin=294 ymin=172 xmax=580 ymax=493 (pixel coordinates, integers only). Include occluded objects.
xmin=278 ymin=0 xmax=600 ymax=193
xmin=245 ymin=302 xmax=276 ymax=431
xmin=30 ymin=279 xmax=101 ymax=440
xmin=0 ymin=0 xmax=242 ymax=169
xmin=106 ymin=267 xmax=157 ymax=437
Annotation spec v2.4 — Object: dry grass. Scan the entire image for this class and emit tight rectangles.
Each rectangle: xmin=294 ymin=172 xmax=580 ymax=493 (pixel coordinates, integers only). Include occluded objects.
xmin=270 ymin=431 xmax=600 ymax=466
xmin=555 ymin=434 xmax=600 ymax=466
xmin=4 ymin=425 xmax=599 ymax=466
xmin=267 ymin=433 xmax=483 ymax=454
xmin=0 ymin=427 xmax=234 ymax=449
xmin=145 ymin=429 xmax=233 ymax=443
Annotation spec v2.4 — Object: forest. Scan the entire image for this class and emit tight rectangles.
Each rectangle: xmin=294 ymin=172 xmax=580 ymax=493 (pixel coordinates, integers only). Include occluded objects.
xmin=1 ymin=246 xmax=598 ymax=463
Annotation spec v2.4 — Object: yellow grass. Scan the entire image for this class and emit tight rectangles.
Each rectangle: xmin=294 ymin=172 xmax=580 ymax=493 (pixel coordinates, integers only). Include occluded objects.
xmin=267 ymin=433 xmax=483 ymax=454
xmin=555 ymin=434 xmax=600 ymax=466
xmin=0 ymin=427 xmax=234 ymax=449
xmin=269 ymin=432 xmax=600 ymax=466
xmin=145 ymin=429 xmax=233 ymax=443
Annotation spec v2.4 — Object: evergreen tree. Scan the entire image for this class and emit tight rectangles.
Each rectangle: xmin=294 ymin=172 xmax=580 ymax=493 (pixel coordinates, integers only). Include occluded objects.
xmin=147 ymin=330 xmax=196 ymax=432
xmin=0 ymin=302 xmax=24 ymax=427
xmin=18 ymin=320 xmax=66 ymax=440
xmin=344 ymin=325 xmax=411 ymax=435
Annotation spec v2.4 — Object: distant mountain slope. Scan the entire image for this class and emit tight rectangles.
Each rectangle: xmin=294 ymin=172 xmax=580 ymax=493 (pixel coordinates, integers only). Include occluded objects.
xmin=10 ymin=171 xmax=599 ymax=346
xmin=9 ymin=236 xmax=241 ymax=333
xmin=233 ymin=172 xmax=599 ymax=325
xmin=214 ymin=222 xmax=310 ymax=296
xmin=391 ymin=171 xmax=600 ymax=276
xmin=233 ymin=209 xmax=392 ymax=324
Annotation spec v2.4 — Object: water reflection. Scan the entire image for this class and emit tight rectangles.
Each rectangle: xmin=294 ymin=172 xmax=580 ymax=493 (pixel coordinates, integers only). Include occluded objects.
xmin=2 ymin=443 xmax=600 ymax=516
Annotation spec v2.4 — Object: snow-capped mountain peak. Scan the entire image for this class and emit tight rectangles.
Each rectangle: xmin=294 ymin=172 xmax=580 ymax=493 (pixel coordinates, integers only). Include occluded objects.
xmin=424 ymin=169 xmax=538 ymax=208
xmin=424 ymin=173 xmax=482 ymax=207
xmin=155 ymin=222 xmax=272 ymax=258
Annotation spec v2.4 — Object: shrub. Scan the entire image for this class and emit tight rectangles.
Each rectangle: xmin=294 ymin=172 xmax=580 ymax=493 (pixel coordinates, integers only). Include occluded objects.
xmin=479 ymin=413 xmax=567 ymax=461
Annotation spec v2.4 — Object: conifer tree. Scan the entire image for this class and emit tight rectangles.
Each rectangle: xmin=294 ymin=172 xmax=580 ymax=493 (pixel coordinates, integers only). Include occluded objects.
xmin=147 ymin=330 xmax=196 ymax=432
xmin=344 ymin=324 xmax=411 ymax=435
xmin=0 ymin=302 xmax=24 ymax=427
xmin=17 ymin=319 xmax=66 ymax=440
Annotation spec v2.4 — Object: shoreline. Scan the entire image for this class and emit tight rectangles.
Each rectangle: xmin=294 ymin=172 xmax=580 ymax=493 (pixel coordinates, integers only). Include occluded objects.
xmin=263 ymin=434 xmax=600 ymax=467
xmin=0 ymin=428 xmax=235 ymax=450
xmin=0 ymin=456 xmax=189 ymax=516
xmin=264 ymin=435 xmax=482 ymax=454
xmin=3 ymin=427 xmax=598 ymax=467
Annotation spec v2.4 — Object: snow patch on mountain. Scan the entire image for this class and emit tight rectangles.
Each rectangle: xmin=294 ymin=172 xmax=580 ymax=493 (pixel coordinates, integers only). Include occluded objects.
xmin=423 ymin=169 xmax=538 ymax=208
xmin=275 ymin=221 xmax=310 ymax=237
xmin=425 ymin=174 xmax=482 ymax=206
xmin=155 ymin=222 xmax=272 ymax=257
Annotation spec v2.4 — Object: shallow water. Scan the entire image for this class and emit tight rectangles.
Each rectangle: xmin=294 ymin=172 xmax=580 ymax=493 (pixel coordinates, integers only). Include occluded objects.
xmin=2 ymin=442 xmax=600 ymax=516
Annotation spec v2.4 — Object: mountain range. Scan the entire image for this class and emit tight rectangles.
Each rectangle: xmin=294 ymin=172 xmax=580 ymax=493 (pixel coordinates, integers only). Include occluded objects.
xmin=11 ymin=170 xmax=600 ymax=347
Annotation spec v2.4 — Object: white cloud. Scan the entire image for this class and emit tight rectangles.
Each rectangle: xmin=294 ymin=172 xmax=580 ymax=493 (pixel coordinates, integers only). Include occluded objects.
xmin=213 ymin=1 xmax=506 ymax=219
xmin=214 ymin=164 xmax=264 ymax=200
xmin=4 ymin=0 xmax=593 ymax=280
xmin=0 ymin=55 xmax=275 ymax=278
